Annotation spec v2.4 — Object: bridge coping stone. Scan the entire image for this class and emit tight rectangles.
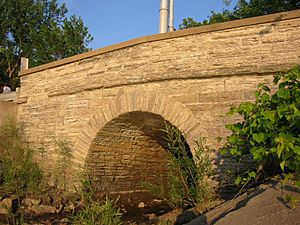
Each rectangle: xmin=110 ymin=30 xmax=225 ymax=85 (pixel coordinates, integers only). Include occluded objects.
xmin=19 ymin=9 xmax=300 ymax=77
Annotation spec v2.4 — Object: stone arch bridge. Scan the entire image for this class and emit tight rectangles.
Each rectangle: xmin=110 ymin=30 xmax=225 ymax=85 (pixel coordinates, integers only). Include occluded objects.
xmin=12 ymin=10 xmax=300 ymax=194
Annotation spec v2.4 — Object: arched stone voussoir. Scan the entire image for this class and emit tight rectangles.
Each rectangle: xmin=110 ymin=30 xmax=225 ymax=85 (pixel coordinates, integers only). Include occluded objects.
xmin=161 ymin=98 xmax=190 ymax=123
xmin=72 ymin=92 xmax=203 ymax=171
xmin=116 ymin=91 xmax=154 ymax=113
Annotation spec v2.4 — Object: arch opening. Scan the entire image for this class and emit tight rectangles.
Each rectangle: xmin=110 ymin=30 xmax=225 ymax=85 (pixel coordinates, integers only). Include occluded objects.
xmin=85 ymin=111 xmax=192 ymax=200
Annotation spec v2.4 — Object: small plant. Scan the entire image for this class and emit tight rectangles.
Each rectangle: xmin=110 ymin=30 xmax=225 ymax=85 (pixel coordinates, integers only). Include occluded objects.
xmin=53 ymin=140 xmax=73 ymax=190
xmin=221 ymin=65 xmax=300 ymax=186
xmin=158 ymin=219 xmax=173 ymax=225
xmin=285 ymin=193 xmax=299 ymax=209
xmin=142 ymin=123 xmax=213 ymax=210
xmin=78 ymin=170 xmax=98 ymax=204
xmin=71 ymin=197 xmax=123 ymax=225
xmin=71 ymin=172 xmax=123 ymax=225
xmin=0 ymin=119 xmax=43 ymax=196
xmin=5 ymin=209 xmax=25 ymax=225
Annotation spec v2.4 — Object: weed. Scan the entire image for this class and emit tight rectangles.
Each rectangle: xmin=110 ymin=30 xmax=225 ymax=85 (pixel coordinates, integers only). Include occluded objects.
xmin=53 ymin=140 xmax=73 ymax=190
xmin=5 ymin=209 xmax=25 ymax=225
xmin=142 ymin=123 xmax=213 ymax=210
xmin=158 ymin=219 xmax=173 ymax=225
xmin=72 ymin=197 xmax=123 ymax=225
xmin=0 ymin=119 xmax=43 ymax=196
xmin=285 ymin=193 xmax=299 ymax=209
xmin=71 ymin=172 xmax=123 ymax=225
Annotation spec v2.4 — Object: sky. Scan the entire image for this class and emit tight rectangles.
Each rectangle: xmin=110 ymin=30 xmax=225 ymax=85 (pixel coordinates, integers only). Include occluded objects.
xmin=57 ymin=0 xmax=236 ymax=50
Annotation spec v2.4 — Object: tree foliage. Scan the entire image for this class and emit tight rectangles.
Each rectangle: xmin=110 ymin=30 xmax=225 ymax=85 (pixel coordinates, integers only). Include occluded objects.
xmin=221 ymin=66 xmax=300 ymax=185
xmin=179 ymin=0 xmax=300 ymax=29
xmin=0 ymin=0 xmax=93 ymax=88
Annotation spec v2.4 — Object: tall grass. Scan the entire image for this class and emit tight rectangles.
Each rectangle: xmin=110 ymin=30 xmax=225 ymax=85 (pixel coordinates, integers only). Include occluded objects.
xmin=0 ymin=119 xmax=43 ymax=196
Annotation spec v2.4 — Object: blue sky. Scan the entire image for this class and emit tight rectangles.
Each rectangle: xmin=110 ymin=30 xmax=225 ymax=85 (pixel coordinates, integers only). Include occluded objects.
xmin=58 ymin=0 xmax=236 ymax=49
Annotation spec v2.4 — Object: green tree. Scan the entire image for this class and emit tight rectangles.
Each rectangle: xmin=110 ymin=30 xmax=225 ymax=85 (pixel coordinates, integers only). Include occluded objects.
xmin=179 ymin=0 xmax=300 ymax=29
xmin=232 ymin=0 xmax=300 ymax=18
xmin=179 ymin=10 xmax=235 ymax=29
xmin=0 ymin=0 xmax=93 ymax=89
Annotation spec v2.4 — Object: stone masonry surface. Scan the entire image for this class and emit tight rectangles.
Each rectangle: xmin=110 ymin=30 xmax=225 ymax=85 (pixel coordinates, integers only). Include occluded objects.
xmin=16 ymin=10 xmax=300 ymax=193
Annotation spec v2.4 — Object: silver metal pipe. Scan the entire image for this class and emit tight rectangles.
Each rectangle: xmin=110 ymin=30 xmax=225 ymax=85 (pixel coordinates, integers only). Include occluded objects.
xmin=168 ymin=0 xmax=175 ymax=31
xmin=159 ymin=0 xmax=169 ymax=33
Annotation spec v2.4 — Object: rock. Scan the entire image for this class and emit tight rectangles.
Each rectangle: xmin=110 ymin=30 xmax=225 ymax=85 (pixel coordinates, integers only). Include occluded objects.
xmin=176 ymin=210 xmax=197 ymax=224
xmin=31 ymin=198 xmax=41 ymax=205
xmin=56 ymin=204 xmax=64 ymax=213
xmin=22 ymin=198 xmax=33 ymax=207
xmin=138 ymin=202 xmax=145 ymax=208
xmin=41 ymin=196 xmax=52 ymax=205
xmin=147 ymin=213 xmax=157 ymax=220
xmin=53 ymin=195 xmax=64 ymax=206
xmin=158 ymin=209 xmax=182 ymax=224
xmin=121 ymin=205 xmax=127 ymax=213
xmin=65 ymin=203 xmax=75 ymax=212
xmin=0 ymin=198 xmax=12 ymax=215
xmin=153 ymin=199 xmax=163 ymax=203
xmin=22 ymin=198 xmax=41 ymax=207
xmin=9 ymin=195 xmax=18 ymax=201
xmin=29 ymin=205 xmax=57 ymax=216
xmin=185 ymin=178 xmax=300 ymax=225
xmin=60 ymin=218 xmax=70 ymax=223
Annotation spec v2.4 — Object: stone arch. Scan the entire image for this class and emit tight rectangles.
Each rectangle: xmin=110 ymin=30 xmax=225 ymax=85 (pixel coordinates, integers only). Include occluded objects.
xmin=85 ymin=111 xmax=193 ymax=194
xmin=72 ymin=91 xmax=205 ymax=177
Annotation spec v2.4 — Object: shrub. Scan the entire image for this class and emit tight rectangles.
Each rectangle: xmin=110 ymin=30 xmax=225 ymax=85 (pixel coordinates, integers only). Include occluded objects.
xmin=142 ymin=123 xmax=213 ymax=210
xmin=0 ymin=119 xmax=43 ymax=196
xmin=221 ymin=65 xmax=300 ymax=186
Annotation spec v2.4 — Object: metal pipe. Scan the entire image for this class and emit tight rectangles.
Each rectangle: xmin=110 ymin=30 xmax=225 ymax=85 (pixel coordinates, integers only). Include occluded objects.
xmin=159 ymin=0 xmax=169 ymax=33
xmin=168 ymin=0 xmax=175 ymax=32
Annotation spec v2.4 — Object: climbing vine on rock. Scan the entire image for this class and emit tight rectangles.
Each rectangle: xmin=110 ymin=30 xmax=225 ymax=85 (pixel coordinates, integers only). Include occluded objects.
xmin=221 ymin=65 xmax=300 ymax=185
